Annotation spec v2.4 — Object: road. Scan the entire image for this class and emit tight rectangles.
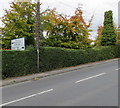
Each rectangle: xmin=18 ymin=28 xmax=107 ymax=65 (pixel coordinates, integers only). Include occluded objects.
xmin=1 ymin=60 xmax=119 ymax=106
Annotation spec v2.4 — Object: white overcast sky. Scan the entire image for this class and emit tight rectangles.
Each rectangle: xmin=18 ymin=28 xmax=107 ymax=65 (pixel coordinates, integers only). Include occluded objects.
xmin=0 ymin=0 xmax=119 ymax=39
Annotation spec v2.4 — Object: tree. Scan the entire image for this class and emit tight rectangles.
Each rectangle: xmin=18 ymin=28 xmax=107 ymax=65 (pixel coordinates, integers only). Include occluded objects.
xmin=2 ymin=2 xmax=37 ymax=48
xmin=2 ymin=2 xmax=93 ymax=49
xmin=0 ymin=27 xmax=2 ymax=48
xmin=117 ymin=26 xmax=120 ymax=44
xmin=95 ymin=25 xmax=103 ymax=46
xmin=114 ymin=25 xmax=120 ymax=44
xmin=41 ymin=6 xmax=93 ymax=49
xmin=101 ymin=10 xmax=117 ymax=46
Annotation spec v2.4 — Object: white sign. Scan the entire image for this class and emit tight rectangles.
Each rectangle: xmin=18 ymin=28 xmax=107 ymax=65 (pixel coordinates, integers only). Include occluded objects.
xmin=11 ymin=37 xmax=25 ymax=50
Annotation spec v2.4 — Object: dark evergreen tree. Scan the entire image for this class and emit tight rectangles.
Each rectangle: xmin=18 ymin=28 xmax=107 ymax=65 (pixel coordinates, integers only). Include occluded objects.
xmin=101 ymin=10 xmax=117 ymax=46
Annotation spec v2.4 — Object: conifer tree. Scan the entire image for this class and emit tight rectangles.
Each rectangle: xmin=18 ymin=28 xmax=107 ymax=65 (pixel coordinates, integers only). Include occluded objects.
xmin=101 ymin=10 xmax=117 ymax=46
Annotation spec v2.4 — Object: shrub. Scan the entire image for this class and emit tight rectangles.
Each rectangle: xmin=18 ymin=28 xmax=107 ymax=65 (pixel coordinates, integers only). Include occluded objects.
xmin=2 ymin=45 xmax=120 ymax=79
xmin=2 ymin=49 xmax=37 ymax=79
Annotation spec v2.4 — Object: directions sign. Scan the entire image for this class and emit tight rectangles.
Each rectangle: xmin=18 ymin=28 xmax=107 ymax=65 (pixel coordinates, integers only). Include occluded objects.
xmin=11 ymin=37 xmax=25 ymax=50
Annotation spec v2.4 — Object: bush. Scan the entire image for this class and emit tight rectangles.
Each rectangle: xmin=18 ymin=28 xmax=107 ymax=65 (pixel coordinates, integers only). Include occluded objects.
xmin=2 ymin=45 xmax=120 ymax=79
xmin=2 ymin=49 xmax=37 ymax=79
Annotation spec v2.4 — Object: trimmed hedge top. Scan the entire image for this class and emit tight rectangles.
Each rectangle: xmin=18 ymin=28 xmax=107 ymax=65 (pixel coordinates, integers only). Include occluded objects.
xmin=2 ymin=45 xmax=120 ymax=79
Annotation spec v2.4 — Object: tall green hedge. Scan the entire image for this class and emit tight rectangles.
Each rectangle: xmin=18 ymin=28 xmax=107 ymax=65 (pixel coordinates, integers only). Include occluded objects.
xmin=2 ymin=50 xmax=37 ymax=79
xmin=2 ymin=45 xmax=120 ymax=79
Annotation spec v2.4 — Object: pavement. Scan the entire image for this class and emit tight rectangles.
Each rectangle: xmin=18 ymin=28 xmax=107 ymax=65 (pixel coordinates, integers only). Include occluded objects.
xmin=2 ymin=58 xmax=118 ymax=87
xmin=1 ymin=58 xmax=119 ymax=106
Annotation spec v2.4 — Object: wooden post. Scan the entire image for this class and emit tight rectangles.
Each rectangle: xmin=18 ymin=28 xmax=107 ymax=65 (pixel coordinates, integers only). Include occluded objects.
xmin=35 ymin=0 xmax=40 ymax=72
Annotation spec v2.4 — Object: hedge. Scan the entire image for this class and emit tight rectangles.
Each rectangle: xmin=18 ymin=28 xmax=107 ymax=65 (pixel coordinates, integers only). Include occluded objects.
xmin=2 ymin=45 xmax=120 ymax=79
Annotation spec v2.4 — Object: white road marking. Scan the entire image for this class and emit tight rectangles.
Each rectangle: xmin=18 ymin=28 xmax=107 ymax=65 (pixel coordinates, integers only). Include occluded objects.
xmin=116 ymin=68 xmax=120 ymax=71
xmin=0 ymin=89 xmax=53 ymax=107
xmin=75 ymin=73 xmax=106 ymax=83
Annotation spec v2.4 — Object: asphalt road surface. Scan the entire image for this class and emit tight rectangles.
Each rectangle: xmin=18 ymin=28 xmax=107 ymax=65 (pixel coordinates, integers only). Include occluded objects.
xmin=1 ymin=60 xmax=119 ymax=106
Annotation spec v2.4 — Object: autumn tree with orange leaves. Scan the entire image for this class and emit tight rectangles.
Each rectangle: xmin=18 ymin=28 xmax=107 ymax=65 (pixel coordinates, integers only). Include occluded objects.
xmin=41 ymin=6 xmax=93 ymax=49
xmin=1 ymin=2 xmax=93 ymax=49
xmin=95 ymin=25 xmax=103 ymax=46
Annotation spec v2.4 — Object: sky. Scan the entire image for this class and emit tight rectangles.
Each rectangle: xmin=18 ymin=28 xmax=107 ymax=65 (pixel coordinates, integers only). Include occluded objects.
xmin=0 ymin=0 xmax=119 ymax=39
